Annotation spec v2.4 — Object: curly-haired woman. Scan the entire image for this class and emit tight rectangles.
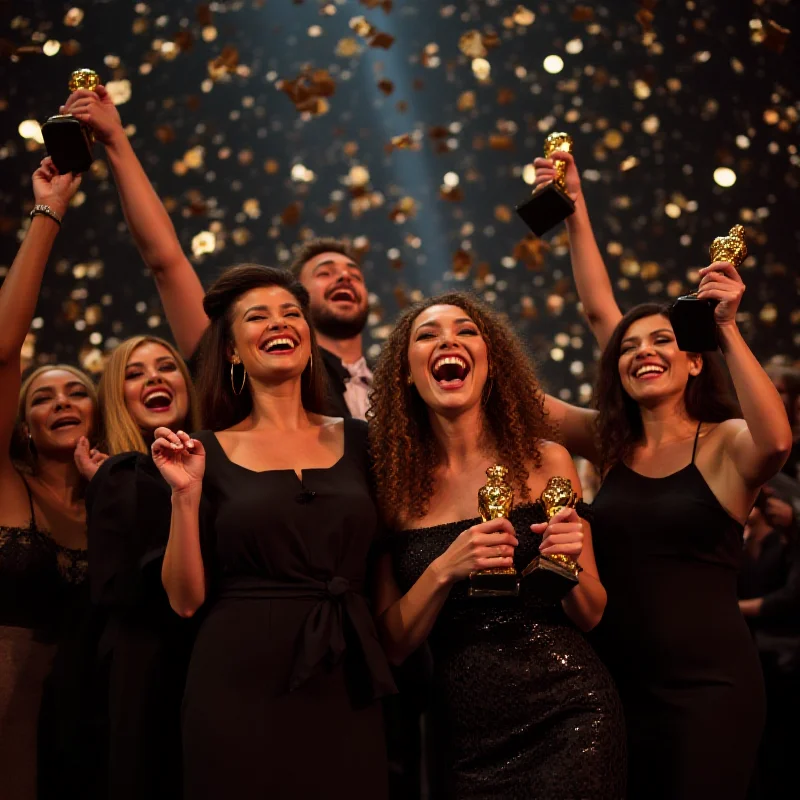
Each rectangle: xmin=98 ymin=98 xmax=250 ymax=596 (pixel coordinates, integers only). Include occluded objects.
xmin=369 ymin=293 xmax=625 ymax=799
xmin=533 ymin=152 xmax=792 ymax=799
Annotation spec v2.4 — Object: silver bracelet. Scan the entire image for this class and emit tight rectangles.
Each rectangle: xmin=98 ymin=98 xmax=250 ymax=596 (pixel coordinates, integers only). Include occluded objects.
xmin=30 ymin=204 xmax=62 ymax=227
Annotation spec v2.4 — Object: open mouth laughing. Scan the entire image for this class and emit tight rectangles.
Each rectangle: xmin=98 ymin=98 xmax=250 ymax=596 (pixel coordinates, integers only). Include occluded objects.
xmin=50 ymin=415 xmax=82 ymax=431
xmin=142 ymin=388 xmax=174 ymax=412
xmin=633 ymin=362 xmax=666 ymax=380
xmin=327 ymin=286 xmax=358 ymax=304
xmin=260 ymin=334 xmax=299 ymax=355
xmin=431 ymin=355 xmax=471 ymax=389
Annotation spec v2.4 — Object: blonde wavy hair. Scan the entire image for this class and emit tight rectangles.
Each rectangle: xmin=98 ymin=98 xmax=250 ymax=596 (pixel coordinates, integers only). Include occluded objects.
xmin=12 ymin=363 xmax=99 ymax=472
xmin=98 ymin=335 xmax=199 ymax=455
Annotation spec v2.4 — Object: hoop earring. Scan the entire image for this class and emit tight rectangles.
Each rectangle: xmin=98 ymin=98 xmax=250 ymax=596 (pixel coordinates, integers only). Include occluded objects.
xmin=230 ymin=361 xmax=247 ymax=396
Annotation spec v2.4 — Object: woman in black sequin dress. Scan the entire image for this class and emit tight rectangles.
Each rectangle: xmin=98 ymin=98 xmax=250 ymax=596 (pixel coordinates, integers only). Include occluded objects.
xmin=368 ymin=293 xmax=625 ymax=799
xmin=0 ymin=160 xmax=98 ymax=799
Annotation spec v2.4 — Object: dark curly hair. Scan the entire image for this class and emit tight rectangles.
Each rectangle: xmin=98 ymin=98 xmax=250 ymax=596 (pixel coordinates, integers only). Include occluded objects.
xmin=195 ymin=265 xmax=329 ymax=431
xmin=368 ymin=292 xmax=553 ymax=526
xmin=594 ymin=302 xmax=740 ymax=473
xmin=288 ymin=237 xmax=358 ymax=278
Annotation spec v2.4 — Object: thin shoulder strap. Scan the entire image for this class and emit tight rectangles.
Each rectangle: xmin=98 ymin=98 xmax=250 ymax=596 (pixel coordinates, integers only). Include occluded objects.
xmin=18 ymin=474 xmax=38 ymax=530
xmin=690 ymin=422 xmax=703 ymax=465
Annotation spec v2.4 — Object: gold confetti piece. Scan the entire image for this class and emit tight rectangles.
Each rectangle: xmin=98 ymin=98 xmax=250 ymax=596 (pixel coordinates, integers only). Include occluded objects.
xmin=377 ymin=79 xmax=394 ymax=95
xmin=208 ymin=46 xmax=240 ymax=80
xmin=636 ymin=8 xmax=655 ymax=32
xmin=106 ymin=79 xmax=131 ymax=105
xmin=513 ymin=6 xmax=535 ymax=26
xmin=452 ymin=250 xmax=472 ymax=277
xmin=762 ymin=20 xmax=791 ymax=53
xmin=620 ymin=155 xmax=640 ymax=171
xmin=459 ymin=31 xmax=487 ymax=58
xmin=64 ymin=7 xmax=84 ymax=26
xmin=513 ymin=236 xmax=551 ymax=269
xmin=457 ymin=90 xmax=476 ymax=111
xmin=281 ymin=203 xmax=302 ymax=226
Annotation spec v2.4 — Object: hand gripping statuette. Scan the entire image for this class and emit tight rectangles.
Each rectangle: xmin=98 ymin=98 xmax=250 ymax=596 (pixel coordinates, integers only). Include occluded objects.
xmin=41 ymin=69 xmax=100 ymax=174
xmin=671 ymin=224 xmax=747 ymax=352
xmin=469 ymin=465 xmax=520 ymax=598
xmin=521 ymin=476 xmax=582 ymax=600
xmin=515 ymin=132 xmax=577 ymax=237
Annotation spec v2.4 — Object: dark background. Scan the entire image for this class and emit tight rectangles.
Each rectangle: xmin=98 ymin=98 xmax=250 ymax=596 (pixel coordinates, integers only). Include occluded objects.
xmin=1 ymin=0 xmax=798 ymax=402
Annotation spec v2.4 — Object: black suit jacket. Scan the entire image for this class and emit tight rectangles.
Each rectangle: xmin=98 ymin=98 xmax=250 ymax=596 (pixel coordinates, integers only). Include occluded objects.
xmin=320 ymin=347 xmax=353 ymax=419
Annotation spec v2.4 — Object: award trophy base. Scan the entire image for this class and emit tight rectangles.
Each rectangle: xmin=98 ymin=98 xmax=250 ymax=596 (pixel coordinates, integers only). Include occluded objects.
xmin=468 ymin=568 xmax=520 ymax=598
xmin=515 ymin=182 xmax=576 ymax=237
xmin=41 ymin=115 xmax=95 ymax=174
xmin=670 ymin=295 xmax=718 ymax=352
xmin=521 ymin=554 xmax=579 ymax=601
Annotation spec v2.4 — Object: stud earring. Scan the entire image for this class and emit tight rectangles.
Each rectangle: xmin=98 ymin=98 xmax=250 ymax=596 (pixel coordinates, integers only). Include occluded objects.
xmin=407 ymin=373 xmax=414 ymax=386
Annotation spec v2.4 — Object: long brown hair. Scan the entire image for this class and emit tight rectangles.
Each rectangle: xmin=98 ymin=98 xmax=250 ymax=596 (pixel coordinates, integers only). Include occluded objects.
xmin=12 ymin=363 xmax=99 ymax=473
xmin=594 ymin=302 xmax=740 ymax=473
xmin=98 ymin=335 xmax=200 ymax=455
xmin=368 ymin=292 xmax=553 ymax=527
xmin=196 ymin=265 xmax=329 ymax=431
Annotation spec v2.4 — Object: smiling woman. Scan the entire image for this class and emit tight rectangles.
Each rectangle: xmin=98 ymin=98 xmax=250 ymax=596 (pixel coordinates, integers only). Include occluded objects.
xmin=97 ymin=334 xmax=199 ymax=456
xmin=148 ymin=263 xmax=394 ymax=799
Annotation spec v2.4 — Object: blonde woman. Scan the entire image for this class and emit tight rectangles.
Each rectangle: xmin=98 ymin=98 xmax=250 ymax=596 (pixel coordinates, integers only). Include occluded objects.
xmin=0 ymin=159 xmax=98 ymax=799
xmin=85 ymin=335 xmax=200 ymax=800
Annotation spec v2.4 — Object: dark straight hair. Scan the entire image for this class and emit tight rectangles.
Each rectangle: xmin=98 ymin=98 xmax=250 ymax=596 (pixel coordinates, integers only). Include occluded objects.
xmin=195 ymin=265 xmax=329 ymax=431
xmin=594 ymin=302 xmax=740 ymax=473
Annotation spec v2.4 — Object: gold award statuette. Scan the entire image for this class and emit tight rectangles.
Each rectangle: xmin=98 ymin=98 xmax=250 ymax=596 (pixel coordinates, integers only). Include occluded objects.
xmin=515 ymin=132 xmax=577 ymax=237
xmin=41 ymin=69 xmax=100 ymax=175
xmin=521 ymin=477 xmax=581 ymax=599
xmin=671 ymin=225 xmax=747 ymax=353
xmin=469 ymin=465 xmax=520 ymax=598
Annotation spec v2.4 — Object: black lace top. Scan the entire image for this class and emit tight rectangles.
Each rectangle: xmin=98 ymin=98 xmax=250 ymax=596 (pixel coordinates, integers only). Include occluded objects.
xmin=0 ymin=476 xmax=87 ymax=636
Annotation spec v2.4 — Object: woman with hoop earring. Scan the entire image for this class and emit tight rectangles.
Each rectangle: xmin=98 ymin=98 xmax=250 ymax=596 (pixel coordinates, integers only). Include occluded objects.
xmin=150 ymin=265 xmax=394 ymax=799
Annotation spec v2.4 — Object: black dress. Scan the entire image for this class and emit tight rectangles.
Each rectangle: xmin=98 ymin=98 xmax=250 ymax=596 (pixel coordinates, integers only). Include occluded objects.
xmin=184 ymin=420 xmax=395 ymax=799
xmin=590 ymin=425 xmax=765 ymax=799
xmin=388 ymin=503 xmax=626 ymax=800
xmin=0 ymin=477 xmax=87 ymax=800
xmin=87 ymin=452 xmax=196 ymax=800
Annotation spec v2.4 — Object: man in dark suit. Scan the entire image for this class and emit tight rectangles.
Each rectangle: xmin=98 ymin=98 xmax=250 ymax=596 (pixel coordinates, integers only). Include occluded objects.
xmin=290 ymin=238 xmax=372 ymax=420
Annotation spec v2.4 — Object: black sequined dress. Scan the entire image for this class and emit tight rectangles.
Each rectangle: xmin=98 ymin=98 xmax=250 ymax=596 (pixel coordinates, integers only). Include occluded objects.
xmin=388 ymin=502 xmax=626 ymax=800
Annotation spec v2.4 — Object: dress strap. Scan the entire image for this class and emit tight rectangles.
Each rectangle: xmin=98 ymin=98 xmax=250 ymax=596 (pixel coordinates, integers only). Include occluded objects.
xmin=690 ymin=422 xmax=703 ymax=465
xmin=19 ymin=474 xmax=38 ymax=530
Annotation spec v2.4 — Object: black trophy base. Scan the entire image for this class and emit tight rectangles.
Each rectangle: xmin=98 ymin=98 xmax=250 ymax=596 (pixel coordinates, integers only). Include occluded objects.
xmin=521 ymin=555 xmax=579 ymax=601
xmin=515 ymin=182 xmax=576 ymax=237
xmin=670 ymin=295 xmax=718 ymax=352
xmin=41 ymin=115 xmax=95 ymax=174
xmin=468 ymin=569 xmax=520 ymax=598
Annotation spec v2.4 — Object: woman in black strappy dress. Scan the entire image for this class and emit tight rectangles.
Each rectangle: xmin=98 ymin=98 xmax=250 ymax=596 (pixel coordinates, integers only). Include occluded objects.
xmin=150 ymin=266 xmax=394 ymax=800
xmin=0 ymin=159 xmax=98 ymax=799
xmin=369 ymin=293 xmax=626 ymax=799
xmin=535 ymin=151 xmax=792 ymax=798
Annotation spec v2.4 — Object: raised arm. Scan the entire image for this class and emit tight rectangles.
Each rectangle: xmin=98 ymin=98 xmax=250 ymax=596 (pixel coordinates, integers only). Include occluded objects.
xmin=698 ymin=262 xmax=792 ymax=487
xmin=62 ymin=87 xmax=208 ymax=358
xmin=543 ymin=394 xmax=599 ymax=464
xmin=373 ymin=518 xmax=518 ymax=665
xmin=152 ymin=428 xmax=208 ymax=617
xmin=532 ymin=151 xmax=622 ymax=349
xmin=0 ymin=160 xmax=81 ymax=461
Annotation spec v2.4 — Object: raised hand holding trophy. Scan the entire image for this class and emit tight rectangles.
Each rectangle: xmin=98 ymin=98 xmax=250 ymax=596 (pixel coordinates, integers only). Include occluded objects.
xmin=469 ymin=465 xmax=520 ymax=598
xmin=521 ymin=477 xmax=581 ymax=598
xmin=515 ymin=132 xmax=576 ymax=237
xmin=41 ymin=69 xmax=100 ymax=174
xmin=671 ymin=225 xmax=747 ymax=352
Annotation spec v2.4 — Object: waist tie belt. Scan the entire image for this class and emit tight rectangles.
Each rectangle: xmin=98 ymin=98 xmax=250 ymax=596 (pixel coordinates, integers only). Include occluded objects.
xmin=218 ymin=576 xmax=396 ymax=702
